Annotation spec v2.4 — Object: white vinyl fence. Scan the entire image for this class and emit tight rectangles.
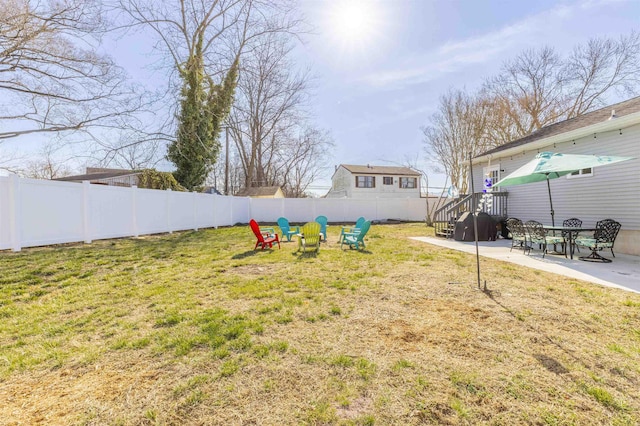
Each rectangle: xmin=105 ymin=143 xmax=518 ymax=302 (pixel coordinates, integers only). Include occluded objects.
xmin=0 ymin=175 xmax=426 ymax=252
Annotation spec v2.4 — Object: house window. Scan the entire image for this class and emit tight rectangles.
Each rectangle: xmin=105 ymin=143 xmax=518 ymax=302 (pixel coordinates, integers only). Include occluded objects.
xmin=356 ymin=176 xmax=375 ymax=188
xmin=383 ymin=176 xmax=393 ymax=185
xmin=567 ymin=168 xmax=593 ymax=179
xmin=399 ymin=177 xmax=417 ymax=188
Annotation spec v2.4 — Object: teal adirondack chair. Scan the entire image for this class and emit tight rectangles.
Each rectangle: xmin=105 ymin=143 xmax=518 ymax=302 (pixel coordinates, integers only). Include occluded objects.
xmin=277 ymin=217 xmax=300 ymax=242
xmin=298 ymin=221 xmax=321 ymax=252
xmin=339 ymin=217 xmax=365 ymax=243
xmin=314 ymin=215 xmax=328 ymax=241
xmin=341 ymin=220 xmax=371 ymax=250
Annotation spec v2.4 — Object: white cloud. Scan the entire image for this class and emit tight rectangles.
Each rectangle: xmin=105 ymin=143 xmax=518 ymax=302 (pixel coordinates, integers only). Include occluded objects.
xmin=359 ymin=1 xmax=618 ymax=89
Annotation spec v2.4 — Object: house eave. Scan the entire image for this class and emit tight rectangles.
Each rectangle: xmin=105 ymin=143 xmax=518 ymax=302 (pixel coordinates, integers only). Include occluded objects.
xmin=473 ymin=110 xmax=640 ymax=164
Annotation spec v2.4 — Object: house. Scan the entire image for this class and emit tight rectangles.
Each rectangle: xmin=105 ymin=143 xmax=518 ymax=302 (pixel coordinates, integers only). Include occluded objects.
xmin=326 ymin=164 xmax=422 ymax=199
xmin=235 ymin=186 xmax=285 ymax=198
xmin=470 ymin=96 xmax=640 ymax=256
xmin=55 ymin=168 xmax=141 ymax=187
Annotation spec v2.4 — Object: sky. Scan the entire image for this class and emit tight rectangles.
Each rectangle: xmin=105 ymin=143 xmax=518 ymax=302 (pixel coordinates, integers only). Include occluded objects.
xmin=2 ymin=0 xmax=640 ymax=194
xmin=291 ymin=0 xmax=640 ymax=194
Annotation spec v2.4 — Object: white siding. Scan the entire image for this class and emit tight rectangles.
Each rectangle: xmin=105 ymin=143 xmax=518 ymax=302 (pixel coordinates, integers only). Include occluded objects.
xmin=327 ymin=166 xmax=421 ymax=199
xmin=473 ymin=123 xmax=640 ymax=231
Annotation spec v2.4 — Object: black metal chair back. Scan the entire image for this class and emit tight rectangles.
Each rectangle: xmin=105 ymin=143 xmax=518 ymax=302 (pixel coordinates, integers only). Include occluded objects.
xmin=506 ymin=218 xmax=527 ymax=252
xmin=524 ymin=220 xmax=545 ymax=242
xmin=563 ymin=218 xmax=582 ymax=228
xmin=594 ymin=219 xmax=621 ymax=246
xmin=561 ymin=217 xmax=583 ymax=253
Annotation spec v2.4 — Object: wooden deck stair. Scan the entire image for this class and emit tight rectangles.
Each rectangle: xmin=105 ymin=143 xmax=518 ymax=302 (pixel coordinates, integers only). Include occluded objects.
xmin=433 ymin=192 xmax=509 ymax=238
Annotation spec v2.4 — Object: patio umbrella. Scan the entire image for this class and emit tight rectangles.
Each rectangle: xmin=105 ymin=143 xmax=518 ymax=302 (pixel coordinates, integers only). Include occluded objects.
xmin=494 ymin=151 xmax=633 ymax=226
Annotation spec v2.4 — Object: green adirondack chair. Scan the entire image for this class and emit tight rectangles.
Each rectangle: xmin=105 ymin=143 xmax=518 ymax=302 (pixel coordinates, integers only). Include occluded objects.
xmin=341 ymin=220 xmax=371 ymax=250
xmin=298 ymin=221 xmax=321 ymax=252
xmin=314 ymin=215 xmax=328 ymax=241
xmin=339 ymin=216 xmax=365 ymax=243
xmin=277 ymin=217 xmax=300 ymax=242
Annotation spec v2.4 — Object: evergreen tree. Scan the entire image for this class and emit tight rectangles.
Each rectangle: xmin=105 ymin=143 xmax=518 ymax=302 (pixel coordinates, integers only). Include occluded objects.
xmin=168 ymin=35 xmax=238 ymax=190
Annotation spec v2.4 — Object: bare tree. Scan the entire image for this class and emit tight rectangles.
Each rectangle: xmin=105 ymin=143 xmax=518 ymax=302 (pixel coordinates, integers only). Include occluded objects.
xmin=19 ymin=142 xmax=74 ymax=179
xmin=0 ymin=0 xmax=141 ymax=141
xmin=422 ymin=89 xmax=489 ymax=194
xmin=425 ymin=31 xmax=640 ymax=193
xmin=481 ymin=32 xmax=640 ymax=144
xmin=563 ymin=31 xmax=640 ymax=117
xmin=226 ymin=30 xmax=331 ymax=196
xmin=114 ymin=0 xmax=301 ymax=188
xmin=482 ymin=47 xmax=567 ymax=141
xmin=278 ymin=126 xmax=333 ymax=197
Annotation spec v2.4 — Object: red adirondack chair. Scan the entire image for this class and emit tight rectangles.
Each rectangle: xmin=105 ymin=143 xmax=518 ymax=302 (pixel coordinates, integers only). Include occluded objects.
xmin=250 ymin=219 xmax=280 ymax=250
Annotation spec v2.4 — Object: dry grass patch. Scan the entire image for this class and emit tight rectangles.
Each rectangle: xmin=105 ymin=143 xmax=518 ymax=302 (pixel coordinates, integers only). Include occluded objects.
xmin=0 ymin=223 xmax=639 ymax=425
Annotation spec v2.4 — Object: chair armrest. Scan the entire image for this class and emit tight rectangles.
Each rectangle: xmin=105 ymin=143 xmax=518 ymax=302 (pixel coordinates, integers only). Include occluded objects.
xmin=342 ymin=230 xmax=361 ymax=238
xmin=260 ymin=227 xmax=276 ymax=235
xmin=341 ymin=226 xmax=361 ymax=233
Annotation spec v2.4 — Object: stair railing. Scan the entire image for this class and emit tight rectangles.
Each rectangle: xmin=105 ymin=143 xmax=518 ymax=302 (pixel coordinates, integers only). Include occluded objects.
xmin=433 ymin=191 xmax=508 ymax=238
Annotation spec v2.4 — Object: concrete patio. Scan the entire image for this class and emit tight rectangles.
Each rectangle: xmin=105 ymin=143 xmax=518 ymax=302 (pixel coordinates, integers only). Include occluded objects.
xmin=411 ymin=236 xmax=640 ymax=294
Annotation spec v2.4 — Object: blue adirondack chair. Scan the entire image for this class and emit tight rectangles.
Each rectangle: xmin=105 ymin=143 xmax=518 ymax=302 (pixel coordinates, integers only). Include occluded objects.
xmin=341 ymin=220 xmax=371 ymax=250
xmin=314 ymin=215 xmax=328 ymax=241
xmin=339 ymin=217 xmax=365 ymax=243
xmin=277 ymin=217 xmax=300 ymax=242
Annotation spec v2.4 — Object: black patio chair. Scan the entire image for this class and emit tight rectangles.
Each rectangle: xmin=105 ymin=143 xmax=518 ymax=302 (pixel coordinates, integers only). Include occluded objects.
xmin=576 ymin=219 xmax=621 ymax=263
xmin=506 ymin=218 xmax=527 ymax=252
xmin=525 ymin=220 xmax=566 ymax=258
xmin=561 ymin=217 xmax=582 ymax=254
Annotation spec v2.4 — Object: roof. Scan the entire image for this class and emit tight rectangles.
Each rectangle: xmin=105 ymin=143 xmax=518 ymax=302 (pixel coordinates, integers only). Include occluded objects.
xmin=235 ymin=186 xmax=283 ymax=197
xmin=340 ymin=164 xmax=421 ymax=176
xmin=478 ymin=96 xmax=640 ymax=158
xmin=55 ymin=169 xmax=139 ymax=182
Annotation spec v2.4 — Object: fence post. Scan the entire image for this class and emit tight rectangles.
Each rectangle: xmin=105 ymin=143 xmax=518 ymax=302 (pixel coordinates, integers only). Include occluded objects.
xmin=131 ymin=185 xmax=139 ymax=238
xmin=8 ymin=174 xmax=21 ymax=252
xmin=193 ymin=191 xmax=198 ymax=231
xmin=213 ymin=195 xmax=219 ymax=229
xmin=166 ymin=188 xmax=172 ymax=233
xmin=83 ymin=181 xmax=93 ymax=243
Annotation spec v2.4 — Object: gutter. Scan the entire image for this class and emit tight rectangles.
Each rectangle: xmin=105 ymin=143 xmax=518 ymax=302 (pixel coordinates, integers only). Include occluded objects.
xmin=473 ymin=110 xmax=640 ymax=164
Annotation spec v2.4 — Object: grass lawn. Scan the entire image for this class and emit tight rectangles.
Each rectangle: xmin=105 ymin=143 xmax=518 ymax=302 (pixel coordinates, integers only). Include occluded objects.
xmin=1 ymin=223 xmax=639 ymax=425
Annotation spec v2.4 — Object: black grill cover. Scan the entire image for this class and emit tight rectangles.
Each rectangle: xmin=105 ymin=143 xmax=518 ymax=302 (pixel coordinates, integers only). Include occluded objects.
xmin=453 ymin=212 xmax=497 ymax=242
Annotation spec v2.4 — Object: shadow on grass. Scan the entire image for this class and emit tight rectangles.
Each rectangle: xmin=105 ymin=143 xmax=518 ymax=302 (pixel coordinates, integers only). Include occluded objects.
xmin=481 ymin=289 xmax=585 ymax=373
xmin=292 ymin=250 xmax=319 ymax=259
xmin=231 ymin=250 xmax=260 ymax=259
xmin=340 ymin=249 xmax=373 ymax=255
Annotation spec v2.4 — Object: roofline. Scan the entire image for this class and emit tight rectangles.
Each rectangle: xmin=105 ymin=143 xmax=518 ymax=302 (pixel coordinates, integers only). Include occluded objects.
xmin=332 ymin=164 xmax=421 ymax=177
xmin=473 ymin=110 xmax=640 ymax=164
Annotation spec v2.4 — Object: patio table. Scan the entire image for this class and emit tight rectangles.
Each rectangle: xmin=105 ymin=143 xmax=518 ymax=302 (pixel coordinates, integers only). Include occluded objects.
xmin=543 ymin=225 xmax=597 ymax=260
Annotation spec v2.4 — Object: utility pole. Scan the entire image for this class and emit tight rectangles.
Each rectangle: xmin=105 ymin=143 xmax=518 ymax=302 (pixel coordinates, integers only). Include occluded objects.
xmin=224 ymin=127 xmax=229 ymax=195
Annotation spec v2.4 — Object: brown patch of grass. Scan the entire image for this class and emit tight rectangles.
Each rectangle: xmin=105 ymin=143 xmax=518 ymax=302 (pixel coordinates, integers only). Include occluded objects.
xmin=0 ymin=223 xmax=639 ymax=424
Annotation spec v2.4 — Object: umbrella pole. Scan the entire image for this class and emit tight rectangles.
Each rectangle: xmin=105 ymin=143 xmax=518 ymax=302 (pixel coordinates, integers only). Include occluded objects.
xmin=469 ymin=153 xmax=482 ymax=290
xmin=546 ymin=177 xmax=555 ymax=227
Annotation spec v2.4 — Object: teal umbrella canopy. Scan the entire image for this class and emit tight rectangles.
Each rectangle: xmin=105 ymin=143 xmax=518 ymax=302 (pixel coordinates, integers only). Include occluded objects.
xmin=494 ymin=151 xmax=634 ymax=226
xmin=494 ymin=151 xmax=634 ymax=187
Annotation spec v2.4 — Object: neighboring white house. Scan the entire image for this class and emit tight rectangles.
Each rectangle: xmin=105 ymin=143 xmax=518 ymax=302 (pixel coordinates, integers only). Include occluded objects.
xmin=326 ymin=164 xmax=421 ymax=199
xmin=472 ymin=96 xmax=640 ymax=256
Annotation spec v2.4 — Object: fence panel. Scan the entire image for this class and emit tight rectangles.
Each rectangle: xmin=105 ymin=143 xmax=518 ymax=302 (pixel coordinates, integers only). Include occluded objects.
xmin=21 ymin=178 xmax=85 ymax=247
xmin=88 ymin=184 xmax=135 ymax=240
xmin=0 ymin=177 xmax=10 ymax=250
xmin=136 ymin=188 xmax=170 ymax=235
xmin=0 ymin=175 xmax=428 ymax=251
